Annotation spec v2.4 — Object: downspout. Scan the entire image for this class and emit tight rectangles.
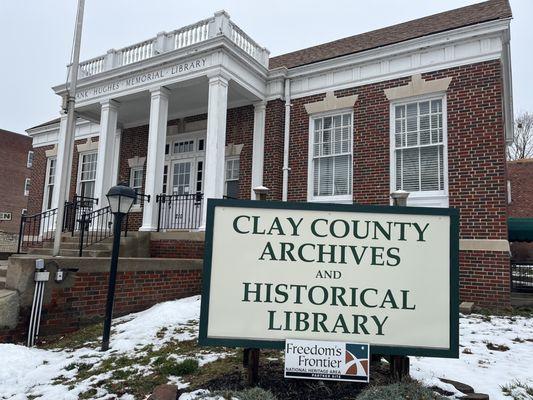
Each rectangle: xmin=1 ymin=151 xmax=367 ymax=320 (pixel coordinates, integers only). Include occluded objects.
xmin=282 ymin=78 xmax=291 ymax=201
xmin=502 ymin=23 xmax=514 ymax=145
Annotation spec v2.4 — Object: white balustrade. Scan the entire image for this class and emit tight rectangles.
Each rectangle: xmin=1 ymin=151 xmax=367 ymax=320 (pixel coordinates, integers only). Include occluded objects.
xmin=79 ymin=56 xmax=105 ymax=77
xmin=171 ymin=19 xmax=211 ymax=50
xmin=120 ymin=39 xmax=155 ymax=66
xmin=75 ymin=12 xmax=269 ymax=78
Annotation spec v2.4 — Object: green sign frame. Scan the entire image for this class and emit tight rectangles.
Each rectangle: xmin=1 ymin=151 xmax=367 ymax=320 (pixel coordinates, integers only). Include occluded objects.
xmin=199 ymin=199 xmax=460 ymax=358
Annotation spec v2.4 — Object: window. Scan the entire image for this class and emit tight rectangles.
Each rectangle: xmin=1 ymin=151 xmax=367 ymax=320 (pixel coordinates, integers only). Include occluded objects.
xmin=162 ymin=165 xmax=168 ymax=194
xmin=173 ymin=140 xmax=194 ymax=154
xmin=225 ymin=158 xmax=239 ymax=198
xmin=24 ymin=178 xmax=31 ymax=196
xmin=130 ymin=167 xmax=144 ymax=204
xmin=165 ymin=144 xmax=170 ymax=155
xmin=310 ymin=112 xmax=352 ymax=200
xmin=198 ymin=139 xmax=205 ymax=151
xmin=196 ymin=161 xmax=203 ymax=192
xmin=393 ymin=98 xmax=446 ymax=197
xmin=78 ymin=152 xmax=97 ymax=198
xmin=44 ymin=157 xmax=56 ymax=210
xmin=27 ymin=151 xmax=34 ymax=168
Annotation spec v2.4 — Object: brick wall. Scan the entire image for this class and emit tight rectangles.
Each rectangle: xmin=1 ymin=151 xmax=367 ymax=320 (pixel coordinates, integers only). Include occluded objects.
xmin=0 ymin=258 xmax=202 ymax=342
xmin=459 ymin=250 xmax=510 ymax=308
xmin=150 ymin=240 xmax=205 ymax=259
xmin=508 ymin=159 xmax=533 ymax=262
xmin=0 ymin=130 xmax=32 ymax=236
xmin=288 ymin=60 xmax=508 ymax=240
xmin=27 ymin=145 xmax=53 ymax=216
xmin=508 ymin=159 xmax=533 ymax=218
xmin=225 ymin=105 xmax=254 ymax=199
xmin=286 ymin=60 xmax=510 ymax=308
xmin=263 ymin=99 xmax=285 ymax=200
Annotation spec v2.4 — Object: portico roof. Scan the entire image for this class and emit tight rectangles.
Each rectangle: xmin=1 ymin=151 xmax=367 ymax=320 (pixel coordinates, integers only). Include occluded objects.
xmin=269 ymin=0 xmax=512 ymax=69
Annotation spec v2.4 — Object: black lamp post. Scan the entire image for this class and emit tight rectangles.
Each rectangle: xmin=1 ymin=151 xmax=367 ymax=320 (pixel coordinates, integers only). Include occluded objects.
xmin=101 ymin=183 xmax=136 ymax=351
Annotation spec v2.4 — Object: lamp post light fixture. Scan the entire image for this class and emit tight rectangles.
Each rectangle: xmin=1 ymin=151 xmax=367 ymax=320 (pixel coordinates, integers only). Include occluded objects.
xmin=101 ymin=183 xmax=136 ymax=351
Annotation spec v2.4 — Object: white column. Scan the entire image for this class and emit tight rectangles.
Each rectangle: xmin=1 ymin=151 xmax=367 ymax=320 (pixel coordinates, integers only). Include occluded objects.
xmin=140 ymin=87 xmax=170 ymax=231
xmin=94 ymin=99 xmax=119 ymax=205
xmin=250 ymin=101 xmax=266 ymax=199
xmin=201 ymin=73 xmax=229 ymax=227
xmin=51 ymin=114 xmax=69 ymax=211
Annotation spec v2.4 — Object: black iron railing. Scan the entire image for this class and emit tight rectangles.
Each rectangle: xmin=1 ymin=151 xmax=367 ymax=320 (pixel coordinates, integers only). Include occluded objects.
xmin=156 ymin=193 xmax=203 ymax=231
xmin=17 ymin=208 xmax=58 ymax=253
xmin=77 ymin=206 xmax=115 ymax=257
xmin=511 ymin=262 xmax=533 ymax=293
xmin=63 ymin=195 xmax=99 ymax=234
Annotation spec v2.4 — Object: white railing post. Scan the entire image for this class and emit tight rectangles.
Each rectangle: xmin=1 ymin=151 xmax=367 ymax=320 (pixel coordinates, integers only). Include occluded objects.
xmin=210 ymin=10 xmax=231 ymax=38
xmin=260 ymin=47 xmax=270 ymax=68
xmin=104 ymin=49 xmax=116 ymax=70
xmin=155 ymin=31 xmax=168 ymax=54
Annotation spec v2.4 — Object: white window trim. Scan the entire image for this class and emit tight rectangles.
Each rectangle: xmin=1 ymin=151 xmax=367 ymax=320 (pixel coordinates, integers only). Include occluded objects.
xmin=24 ymin=178 xmax=31 ymax=196
xmin=307 ymin=109 xmax=354 ymax=204
xmin=27 ymin=151 xmax=34 ymax=168
xmin=129 ymin=166 xmax=144 ymax=211
xmin=224 ymin=156 xmax=240 ymax=196
xmin=76 ymin=150 xmax=98 ymax=198
xmin=42 ymin=157 xmax=56 ymax=211
xmin=389 ymin=93 xmax=449 ymax=208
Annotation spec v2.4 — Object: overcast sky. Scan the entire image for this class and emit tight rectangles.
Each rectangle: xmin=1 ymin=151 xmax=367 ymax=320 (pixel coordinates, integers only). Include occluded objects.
xmin=0 ymin=0 xmax=531 ymax=134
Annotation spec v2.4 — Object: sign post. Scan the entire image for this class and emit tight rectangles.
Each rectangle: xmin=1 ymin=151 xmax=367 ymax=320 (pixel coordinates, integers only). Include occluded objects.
xmin=199 ymin=199 xmax=459 ymax=382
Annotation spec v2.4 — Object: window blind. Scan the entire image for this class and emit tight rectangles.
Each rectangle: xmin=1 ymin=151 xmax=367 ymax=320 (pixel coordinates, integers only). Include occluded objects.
xmin=312 ymin=113 xmax=353 ymax=197
xmin=394 ymin=99 xmax=444 ymax=192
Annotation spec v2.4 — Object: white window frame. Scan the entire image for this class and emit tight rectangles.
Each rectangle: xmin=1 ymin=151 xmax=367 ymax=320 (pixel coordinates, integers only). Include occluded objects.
xmin=27 ymin=151 xmax=34 ymax=168
xmin=24 ymin=178 xmax=31 ymax=196
xmin=307 ymin=109 xmax=354 ymax=203
xmin=42 ymin=157 xmax=56 ymax=211
xmin=76 ymin=151 xmax=98 ymax=199
xmin=224 ymin=157 xmax=240 ymax=197
xmin=389 ymin=94 xmax=449 ymax=208
xmin=129 ymin=166 xmax=144 ymax=209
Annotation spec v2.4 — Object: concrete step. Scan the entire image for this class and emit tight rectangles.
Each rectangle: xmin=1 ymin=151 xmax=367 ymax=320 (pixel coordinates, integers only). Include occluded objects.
xmin=27 ymin=247 xmax=111 ymax=258
xmin=41 ymin=241 xmax=112 ymax=250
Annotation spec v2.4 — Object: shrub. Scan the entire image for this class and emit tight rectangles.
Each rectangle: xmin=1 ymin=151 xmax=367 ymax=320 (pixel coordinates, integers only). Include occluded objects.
xmin=357 ymin=382 xmax=446 ymax=400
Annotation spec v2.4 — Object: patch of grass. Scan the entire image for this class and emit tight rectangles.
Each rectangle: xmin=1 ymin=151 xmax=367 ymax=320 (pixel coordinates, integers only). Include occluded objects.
xmin=357 ymin=381 xmax=446 ymax=400
xmin=41 ymin=323 xmax=103 ymax=350
xmin=475 ymin=306 xmax=533 ymax=318
xmin=501 ymin=380 xmax=533 ymax=400
xmin=209 ymin=387 xmax=278 ymax=400
xmin=78 ymin=388 xmax=98 ymax=399
xmin=154 ymin=357 xmax=199 ymax=376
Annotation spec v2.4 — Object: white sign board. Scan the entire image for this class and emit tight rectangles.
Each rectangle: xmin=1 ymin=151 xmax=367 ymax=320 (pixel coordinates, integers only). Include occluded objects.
xmin=285 ymin=339 xmax=370 ymax=382
xmin=199 ymin=200 xmax=459 ymax=358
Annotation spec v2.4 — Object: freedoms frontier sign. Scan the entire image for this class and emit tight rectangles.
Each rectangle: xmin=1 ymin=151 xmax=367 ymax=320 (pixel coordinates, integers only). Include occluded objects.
xmin=199 ymin=199 xmax=459 ymax=358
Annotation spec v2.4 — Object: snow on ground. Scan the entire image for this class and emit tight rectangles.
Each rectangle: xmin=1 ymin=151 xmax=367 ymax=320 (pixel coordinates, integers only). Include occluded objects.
xmin=412 ymin=314 xmax=533 ymax=400
xmin=0 ymin=296 xmax=204 ymax=400
xmin=0 ymin=296 xmax=531 ymax=399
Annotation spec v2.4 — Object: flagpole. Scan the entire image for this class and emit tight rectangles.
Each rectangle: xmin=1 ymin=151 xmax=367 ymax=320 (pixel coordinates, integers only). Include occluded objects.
xmin=53 ymin=0 xmax=85 ymax=256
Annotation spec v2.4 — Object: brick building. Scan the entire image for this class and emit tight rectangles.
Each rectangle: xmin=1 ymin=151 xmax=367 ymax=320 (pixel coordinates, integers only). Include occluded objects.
xmin=24 ymin=0 xmax=514 ymax=307
xmin=508 ymin=159 xmax=533 ymax=262
xmin=0 ymin=129 xmax=32 ymax=253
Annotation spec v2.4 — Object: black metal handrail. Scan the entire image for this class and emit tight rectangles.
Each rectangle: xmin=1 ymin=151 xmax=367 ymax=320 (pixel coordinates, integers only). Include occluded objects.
xmin=63 ymin=195 xmax=99 ymax=235
xmin=77 ymin=192 xmax=150 ymax=256
xmin=78 ymin=206 xmax=116 ymax=257
xmin=16 ymin=208 xmax=58 ymax=253
xmin=156 ymin=193 xmax=203 ymax=231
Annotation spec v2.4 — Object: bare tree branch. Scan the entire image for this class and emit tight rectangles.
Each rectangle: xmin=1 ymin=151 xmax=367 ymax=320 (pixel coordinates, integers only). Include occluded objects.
xmin=508 ymin=111 xmax=533 ymax=161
